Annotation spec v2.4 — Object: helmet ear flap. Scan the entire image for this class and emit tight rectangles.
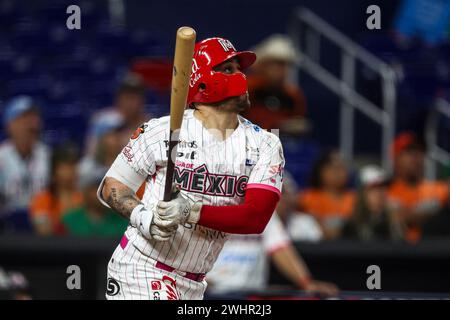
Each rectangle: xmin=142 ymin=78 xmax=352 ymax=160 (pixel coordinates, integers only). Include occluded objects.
xmin=189 ymin=82 xmax=207 ymax=108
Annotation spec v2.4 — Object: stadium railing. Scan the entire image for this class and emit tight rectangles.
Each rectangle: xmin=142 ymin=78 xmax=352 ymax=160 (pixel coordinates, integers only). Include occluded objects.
xmin=289 ymin=7 xmax=397 ymax=171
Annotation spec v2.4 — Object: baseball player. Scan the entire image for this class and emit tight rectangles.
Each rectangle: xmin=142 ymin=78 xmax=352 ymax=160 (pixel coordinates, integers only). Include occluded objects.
xmin=207 ymin=212 xmax=339 ymax=296
xmin=98 ymin=37 xmax=285 ymax=300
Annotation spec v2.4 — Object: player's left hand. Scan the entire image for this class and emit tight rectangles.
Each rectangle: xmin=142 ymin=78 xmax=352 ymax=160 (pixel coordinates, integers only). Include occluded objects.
xmin=154 ymin=188 xmax=202 ymax=229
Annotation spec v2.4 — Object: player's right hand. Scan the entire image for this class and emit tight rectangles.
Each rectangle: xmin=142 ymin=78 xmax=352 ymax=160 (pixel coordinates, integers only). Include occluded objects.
xmin=154 ymin=191 xmax=202 ymax=229
xmin=150 ymin=223 xmax=178 ymax=241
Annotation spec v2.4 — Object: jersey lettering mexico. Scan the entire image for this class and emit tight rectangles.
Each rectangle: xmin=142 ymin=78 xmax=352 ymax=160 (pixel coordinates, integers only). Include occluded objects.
xmin=99 ymin=109 xmax=285 ymax=274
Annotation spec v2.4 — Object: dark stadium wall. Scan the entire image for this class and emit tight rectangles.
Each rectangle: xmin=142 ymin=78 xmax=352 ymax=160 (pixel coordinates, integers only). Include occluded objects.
xmin=0 ymin=0 xmax=402 ymax=151
xmin=126 ymin=0 xmax=400 ymax=51
xmin=126 ymin=0 xmax=401 ymax=152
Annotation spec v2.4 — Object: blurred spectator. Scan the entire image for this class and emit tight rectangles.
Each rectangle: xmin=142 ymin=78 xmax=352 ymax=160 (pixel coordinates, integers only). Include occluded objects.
xmin=207 ymin=213 xmax=338 ymax=297
xmin=387 ymin=132 xmax=449 ymax=243
xmin=79 ymin=112 xmax=125 ymax=177
xmin=343 ymin=166 xmax=403 ymax=241
xmin=85 ymin=74 xmax=150 ymax=156
xmin=0 ymin=267 xmax=32 ymax=300
xmin=29 ymin=145 xmax=83 ymax=236
xmin=276 ymin=171 xmax=299 ymax=224
xmin=276 ymin=171 xmax=323 ymax=242
xmin=62 ymin=168 xmax=127 ymax=237
xmin=0 ymin=96 xmax=50 ymax=232
xmin=79 ymin=111 xmax=146 ymax=199
xmin=394 ymin=0 xmax=450 ymax=46
xmin=445 ymin=162 xmax=450 ymax=180
xmin=297 ymin=150 xmax=356 ymax=240
xmin=423 ymin=180 xmax=450 ymax=237
xmin=242 ymin=34 xmax=309 ymax=135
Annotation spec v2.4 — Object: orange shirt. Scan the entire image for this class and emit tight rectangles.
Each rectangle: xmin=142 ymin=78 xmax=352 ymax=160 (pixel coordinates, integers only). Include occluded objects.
xmin=388 ymin=179 xmax=449 ymax=209
xmin=388 ymin=179 xmax=449 ymax=242
xmin=30 ymin=190 xmax=84 ymax=234
xmin=298 ymin=189 xmax=356 ymax=221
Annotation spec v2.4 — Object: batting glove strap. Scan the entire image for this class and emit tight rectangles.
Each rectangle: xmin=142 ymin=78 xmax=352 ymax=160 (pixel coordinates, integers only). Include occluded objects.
xmin=130 ymin=204 xmax=153 ymax=240
xmin=186 ymin=201 xmax=202 ymax=224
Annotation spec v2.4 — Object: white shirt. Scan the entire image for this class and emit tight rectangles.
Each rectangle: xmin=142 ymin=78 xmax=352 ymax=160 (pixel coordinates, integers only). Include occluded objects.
xmin=0 ymin=140 xmax=50 ymax=214
xmin=206 ymin=213 xmax=291 ymax=292
xmin=99 ymin=109 xmax=285 ymax=274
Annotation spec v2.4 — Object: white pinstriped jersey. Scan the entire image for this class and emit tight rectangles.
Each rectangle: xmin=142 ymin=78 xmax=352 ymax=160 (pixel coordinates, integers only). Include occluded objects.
xmin=101 ymin=109 xmax=285 ymax=274
xmin=207 ymin=213 xmax=291 ymax=292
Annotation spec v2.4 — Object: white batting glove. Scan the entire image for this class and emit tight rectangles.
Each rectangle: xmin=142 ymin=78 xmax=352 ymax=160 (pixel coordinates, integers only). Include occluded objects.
xmin=154 ymin=192 xmax=202 ymax=228
xmin=130 ymin=204 xmax=177 ymax=241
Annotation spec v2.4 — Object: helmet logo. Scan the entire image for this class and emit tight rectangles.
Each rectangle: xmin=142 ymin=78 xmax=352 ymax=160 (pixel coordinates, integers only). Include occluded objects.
xmin=190 ymin=72 xmax=201 ymax=88
xmin=217 ymin=39 xmax=236 ymax=52
xmin=192 ymin=58 xmax=200 ymax=74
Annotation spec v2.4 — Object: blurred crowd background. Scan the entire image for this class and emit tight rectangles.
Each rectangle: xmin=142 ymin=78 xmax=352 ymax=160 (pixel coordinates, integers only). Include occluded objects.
xmin=1 ymin=0 xmax=450 ymax=299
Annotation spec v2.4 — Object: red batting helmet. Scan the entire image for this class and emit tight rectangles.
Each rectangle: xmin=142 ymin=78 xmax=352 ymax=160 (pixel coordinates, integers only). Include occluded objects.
xmin=187 ymin=37 xmax=256 ymax=107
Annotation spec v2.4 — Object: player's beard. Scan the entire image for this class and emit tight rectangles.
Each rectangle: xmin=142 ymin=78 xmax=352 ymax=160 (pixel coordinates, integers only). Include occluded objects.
xmin=233 ymin=93 xmax=251 ymax=113
xmin=217 ymin=93 xmax=251 ymax=114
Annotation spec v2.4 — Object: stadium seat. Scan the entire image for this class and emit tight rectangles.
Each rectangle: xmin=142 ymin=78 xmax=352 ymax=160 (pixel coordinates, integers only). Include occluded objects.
xmin=281 ymin=137 xmax=320 ymax=188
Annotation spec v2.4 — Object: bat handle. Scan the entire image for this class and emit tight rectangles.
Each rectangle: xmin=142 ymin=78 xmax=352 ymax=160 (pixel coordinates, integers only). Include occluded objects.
xmin=163 ymin=130 xmax=179 ymax=201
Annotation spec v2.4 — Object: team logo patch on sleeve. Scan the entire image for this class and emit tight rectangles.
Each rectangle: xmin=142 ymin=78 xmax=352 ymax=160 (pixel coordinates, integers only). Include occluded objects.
xmin=131 ymin=124 xmax=148 ymax=139
xmin=106 ymin=278 xmax=121 ymax=296
xmin=122 ymin=144 xmax=134 ymax=163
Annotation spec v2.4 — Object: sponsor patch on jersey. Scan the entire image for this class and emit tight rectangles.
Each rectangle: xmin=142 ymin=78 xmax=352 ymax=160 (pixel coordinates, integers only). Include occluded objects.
xmin=151 ymin=280 xmax=162 ymax=291
xmin=131 ymin=124 xmax=148 ymax=139
xmin=151 ymin=280 xmax=162 ymax=300
xmin=246 ymin=146 xmax=260 ymax=158
xmin=245 ymin=158 xmax=256 ymax=166
xmin=173 ymin=150 xmax=197 ymax=160
xmin=163 ymin=140 xmax=198 ymax=149
xmin=253 ymin=125 xmax=261 ymax=132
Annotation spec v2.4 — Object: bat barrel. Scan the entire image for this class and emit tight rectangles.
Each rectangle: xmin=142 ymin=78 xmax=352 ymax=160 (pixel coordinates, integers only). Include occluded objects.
xmin=164 ymin=26 xmax=196 ymax=201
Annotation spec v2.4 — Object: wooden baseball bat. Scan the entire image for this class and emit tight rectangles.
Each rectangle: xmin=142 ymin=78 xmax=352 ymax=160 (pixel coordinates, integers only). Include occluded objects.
xmin=163 ymin=26 xmax=196 ymax=201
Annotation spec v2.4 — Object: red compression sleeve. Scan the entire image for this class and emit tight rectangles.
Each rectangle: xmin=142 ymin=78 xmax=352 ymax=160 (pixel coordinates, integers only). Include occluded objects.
xmin=197 ymin=187 xmax=280 ymax=234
